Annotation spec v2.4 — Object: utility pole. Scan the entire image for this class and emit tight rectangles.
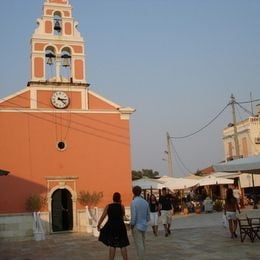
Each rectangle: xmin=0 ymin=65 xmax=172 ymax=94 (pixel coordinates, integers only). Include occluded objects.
xmin=250 ymin=92 xmax=254 ymax=115
xmin=166 ymin=132 xmax=174 ymax=177
xmin=230 ymin=94 xmax=240 ymax=159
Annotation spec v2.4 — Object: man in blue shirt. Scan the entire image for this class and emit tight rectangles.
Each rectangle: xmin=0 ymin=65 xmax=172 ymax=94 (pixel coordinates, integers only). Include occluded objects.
xmin=131 ymin=186 xmax=150 ymax=260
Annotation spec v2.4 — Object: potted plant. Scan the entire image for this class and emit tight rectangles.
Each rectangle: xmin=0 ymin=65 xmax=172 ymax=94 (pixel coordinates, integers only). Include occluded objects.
xmin=213 ymin=199 xmax=224 ymax=212
xmin=78 ymin=190 xmax=103 ymax=208
xmin=181 ymin=202 xmax=189 ymax=215
xmin=78 ymin=190 xmax=103 ymax=235
xmin=25 ymin=193 xmax=46 ymax=212
xmin=25 ymin=193 xmax=46 ymax=241
xmin=123 ymin=214 xmax=131 ymax=230
xmin=194 ymin=202 xmax=202 ymax=214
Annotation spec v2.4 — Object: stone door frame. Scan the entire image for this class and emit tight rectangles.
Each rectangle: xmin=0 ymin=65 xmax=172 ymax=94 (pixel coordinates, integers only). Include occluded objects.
xmin=45 ymin=176 xmax=78 ymax=232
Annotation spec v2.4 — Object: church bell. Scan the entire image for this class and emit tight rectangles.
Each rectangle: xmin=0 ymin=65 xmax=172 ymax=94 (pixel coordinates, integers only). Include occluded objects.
xmin=61 ymin=53 xmax=71 ymax=67
xmin=45 ymin=52 xmax=56 ymax=65
xmin=54 ymin=19 xmax=62 ymax=32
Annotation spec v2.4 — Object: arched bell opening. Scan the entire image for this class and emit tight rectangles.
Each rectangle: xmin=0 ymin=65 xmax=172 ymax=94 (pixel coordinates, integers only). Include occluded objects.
xmin=60 ymin=47 xmax=72 ymax=82
xmin=45 ymin=46 xmax=56 ymax=81
xmin=53 ymin=11 xmax=62 ymax=36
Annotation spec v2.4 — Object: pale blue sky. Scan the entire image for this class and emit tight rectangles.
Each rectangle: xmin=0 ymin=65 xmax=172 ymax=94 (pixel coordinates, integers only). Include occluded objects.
xmin=1 ymin=0 xmax=260 ymax=176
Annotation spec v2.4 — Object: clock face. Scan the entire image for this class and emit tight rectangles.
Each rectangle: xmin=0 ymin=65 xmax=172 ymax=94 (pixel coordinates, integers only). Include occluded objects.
xmin=51 ymin=91 xmax=70 ymax=108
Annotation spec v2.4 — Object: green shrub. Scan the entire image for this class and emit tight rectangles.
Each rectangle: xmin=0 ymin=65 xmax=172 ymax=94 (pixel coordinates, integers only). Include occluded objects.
xmin=78 ymin=191 xmax=103 ymax=207
xmin=213 ymin=199 xmax=223 ymax=212
xmin=25 ymin=193 xmax=46 ymax=212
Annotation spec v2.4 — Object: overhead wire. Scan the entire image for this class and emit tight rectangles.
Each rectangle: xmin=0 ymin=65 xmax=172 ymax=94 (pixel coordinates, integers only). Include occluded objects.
xmin=49 ymin=65 xmax=59 ymax=143
xmin=236 ymin=102 xmax=258 ymax=154
xmin=168 ymin=96 xmax=259 ymax=175
xmin=11 ymin=95 xmax=129 ymax=140
xmin=168 ymin=97 xmax=259 ymax=175
xmin=15 ymin=94 xmax=128 ymax=130
xmin=2 ymin=99 xmax=129 ymax=146
xmin=63 ymin=69 xmax=73 ymax=141
xmin=26 ymin=111 xmax=33 ymax=179
xmin=170 ymin=103 xmax=229 ymax=139
xmin=235 ymin=101 xmax=254 ymax=116
xmin=236 ymin=98 xmax=260 ymax=104
xmin=170 ymin=138 xmax=191 ymax=176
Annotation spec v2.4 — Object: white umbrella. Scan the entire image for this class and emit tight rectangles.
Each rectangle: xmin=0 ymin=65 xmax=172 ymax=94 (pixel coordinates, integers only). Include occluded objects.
xmin=198 ymin=175 xmax=234 ymax=186
xmin=159 ymin=176 xmax=199 ymax=190
xmin=132 ymin=178 xmax=164 ymax=189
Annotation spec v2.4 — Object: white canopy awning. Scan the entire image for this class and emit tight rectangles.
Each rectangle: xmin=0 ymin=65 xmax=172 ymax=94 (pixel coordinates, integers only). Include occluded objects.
xmin=132 ymin=178 xmax=164 ymax=189
xmin=198 ymin=175 xmax=234 ymax=186
xmin=159 ymin=176 xmax=199 ymax=190
xmin=212 ymin=171 xmax=241 ymax=179
xmin=184 ymin=174 xmax=203 ymax=180
xmin=239 ymin=173 xmax=260 ymax=188
xmin=212 ymin=172 xmax=260 ymax=188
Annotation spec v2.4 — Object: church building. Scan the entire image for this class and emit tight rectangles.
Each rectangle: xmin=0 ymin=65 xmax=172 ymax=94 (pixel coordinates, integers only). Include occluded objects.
xmin=0 ymin=0 xmax=134 ymax=238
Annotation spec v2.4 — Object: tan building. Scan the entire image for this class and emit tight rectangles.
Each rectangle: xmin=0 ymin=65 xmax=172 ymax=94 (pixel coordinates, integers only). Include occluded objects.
xmin=223 ymin=106 xmax=260 ymax=160
xmin=222 ymin=105 xmax=260 ymax=206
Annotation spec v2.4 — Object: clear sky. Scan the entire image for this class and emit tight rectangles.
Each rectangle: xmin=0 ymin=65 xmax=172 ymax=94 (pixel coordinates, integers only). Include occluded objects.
xmin=0 ymin=0 xmax=260 ymax=177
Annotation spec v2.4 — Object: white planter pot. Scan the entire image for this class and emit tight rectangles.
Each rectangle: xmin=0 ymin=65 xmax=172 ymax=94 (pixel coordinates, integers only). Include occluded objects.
xmin=86 ymin=225 xmax=92 ymax=233
xmin=34 ymin=231 xmax=45 ymax=241
xmin=92 ymin=226 xmax=99 ymax=237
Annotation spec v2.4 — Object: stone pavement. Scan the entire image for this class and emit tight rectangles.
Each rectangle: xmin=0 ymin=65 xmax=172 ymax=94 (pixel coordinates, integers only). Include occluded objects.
xmin=0 ymin=209 xmax=260 ymax=260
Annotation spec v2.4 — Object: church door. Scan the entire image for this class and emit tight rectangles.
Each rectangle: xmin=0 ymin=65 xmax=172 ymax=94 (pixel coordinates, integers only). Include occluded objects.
xmin=52 ymin=189 xmax=73 ymax=232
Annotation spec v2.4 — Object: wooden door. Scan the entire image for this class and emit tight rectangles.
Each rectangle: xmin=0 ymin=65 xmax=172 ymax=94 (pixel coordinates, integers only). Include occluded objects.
xmin=52 ymin=189 xmax=73 ymax=232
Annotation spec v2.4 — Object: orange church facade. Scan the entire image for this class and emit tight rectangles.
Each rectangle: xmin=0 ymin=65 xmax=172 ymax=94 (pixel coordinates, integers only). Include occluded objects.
xmin=0 ymin=0 xmax=134 ymax=238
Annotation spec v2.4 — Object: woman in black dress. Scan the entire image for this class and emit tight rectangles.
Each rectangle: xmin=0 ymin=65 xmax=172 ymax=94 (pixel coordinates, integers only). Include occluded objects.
xmin=97 ymin=192 xmax=129 ymax=260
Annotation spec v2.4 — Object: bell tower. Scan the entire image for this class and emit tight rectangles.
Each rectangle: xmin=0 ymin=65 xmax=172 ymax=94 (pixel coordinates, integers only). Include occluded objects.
xmin=30 ymin=0 xmax=86 ymax=84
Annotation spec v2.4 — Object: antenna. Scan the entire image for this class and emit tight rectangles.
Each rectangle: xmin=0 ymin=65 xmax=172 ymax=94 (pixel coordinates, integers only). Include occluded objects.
xmin=250 ymin=92 xmax=254 ymax=115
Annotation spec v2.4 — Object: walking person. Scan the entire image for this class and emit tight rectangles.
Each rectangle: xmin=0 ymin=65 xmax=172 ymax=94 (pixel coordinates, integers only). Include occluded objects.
xmin=97 ymin=192 xmax=129 ymax=260
xmin=233 ymin=185 xmax=241 ymax=207
xmin=130 ymin=186 xmax=150 ymax=260
xmin=159 ymin=187 xmax=174 ymax=237
xmin=149 ymin=194 xmax=160 ymax=236
xmin=224 ymin=188 xmax=241 ymax=239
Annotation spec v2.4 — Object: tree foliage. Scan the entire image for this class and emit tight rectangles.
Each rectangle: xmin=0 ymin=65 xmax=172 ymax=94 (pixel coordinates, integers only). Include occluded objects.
xmin=25 ymin=193 xmax=46 ymax=212
xmin=78 ymin=191 xmax=103 ymax=207
xmin=132 ymin=169 xmax=159 ymax=180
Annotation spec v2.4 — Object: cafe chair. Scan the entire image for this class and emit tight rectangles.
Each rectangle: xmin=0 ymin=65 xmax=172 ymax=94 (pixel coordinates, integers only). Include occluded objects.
xmin=237 ymin=213 xmax=260 ymax=242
